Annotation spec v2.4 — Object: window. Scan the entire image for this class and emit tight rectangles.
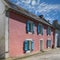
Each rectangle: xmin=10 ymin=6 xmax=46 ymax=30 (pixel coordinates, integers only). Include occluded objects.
xmin=26 ymin=21 xmax=34 ymax=34
xmin=47 ymin=27 xmax=51 ymax=35
xmin=46 ymin=40 xmax=51 ymax=48
xmin=24 ymin=40 xmax=34 ymax=52
xmin=37 ymin=24 xmax=44 ymax=35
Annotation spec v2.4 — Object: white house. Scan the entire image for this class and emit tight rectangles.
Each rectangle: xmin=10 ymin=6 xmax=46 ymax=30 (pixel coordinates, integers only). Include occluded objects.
xmin=55 ymin=30 xmax=60 ymax=47
xmin=0 ymin=0 xmax=9 ymax=58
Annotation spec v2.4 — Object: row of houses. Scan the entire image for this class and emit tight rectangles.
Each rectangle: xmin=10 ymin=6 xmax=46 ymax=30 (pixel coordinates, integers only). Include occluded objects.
xmin=53 ymin=20 xmax=60 ymax=47
xmin=0 ymin=0 xmax=59 ymax=59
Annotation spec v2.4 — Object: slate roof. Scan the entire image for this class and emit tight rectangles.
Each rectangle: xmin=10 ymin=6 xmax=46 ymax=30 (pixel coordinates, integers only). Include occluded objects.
xmin=3 ymin=0 xmax=54 ymax=28
xmin=53 ymin=23 xmax=60 ymax=30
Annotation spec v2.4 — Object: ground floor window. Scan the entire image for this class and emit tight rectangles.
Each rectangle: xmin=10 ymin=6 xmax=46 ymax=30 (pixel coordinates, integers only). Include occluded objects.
xmin=46 ymin=40 xmax=51 ymax=48
xmin=24 ymin=40 xmax=34 ymax=53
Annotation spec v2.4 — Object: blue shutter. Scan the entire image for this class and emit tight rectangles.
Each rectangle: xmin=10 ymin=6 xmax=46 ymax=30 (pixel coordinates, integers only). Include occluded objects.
xmin=47 ymin=27 xmax=49 ymax=35
xmin=48 ymin=27 xmax=50 ymax=35
xmin=26 ymin=21 xmax=30 ymax=32
xmin=48 ymin=27 xmax=51 ymax=35
xmin=46 ymin=40 xmax=48 ymax=48
xmin=48 ymin=40 xmax=51 ymax=47
xmin=38 ymin=24 xmax=40 ymax=34
xmin=32 ymin=23 xmax=35 ymax=33
xmin=49 ymin=28 xmax=51 ymax=35
xmin=46 ymin=40 xmax=51 ymax=48
xmin=24 ymin=40 xmax=28 ymax=51
xmin=32 ymin=41 xmax=34 ymax=50
xmin=42 ymin=25 xmax=44 ymax=35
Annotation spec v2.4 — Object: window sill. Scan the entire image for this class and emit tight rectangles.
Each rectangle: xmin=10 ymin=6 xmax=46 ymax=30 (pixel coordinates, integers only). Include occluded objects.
xmin=28 ymin=32 xmax=33 ymax=34
xmin=47 ymin=34 xmax=51 ymax=36
xmin=38 ymin=34 xmax=41 ymax=36
xmin=26 ymin=50 xmax=31 ymax=53
xmin=38 ymin=34 xmax=43 ymax=36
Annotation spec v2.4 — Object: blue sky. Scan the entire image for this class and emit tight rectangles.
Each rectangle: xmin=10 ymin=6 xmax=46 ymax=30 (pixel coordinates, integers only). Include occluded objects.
xmin=9 ymin=0 xmax=60 ymax=23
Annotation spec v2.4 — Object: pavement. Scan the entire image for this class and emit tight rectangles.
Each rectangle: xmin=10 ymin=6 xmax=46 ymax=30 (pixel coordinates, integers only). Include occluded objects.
xmin=1 ymin=48 xmax=60 ymax=60
xmin=19 ymin=48 xmax=60 ymax=60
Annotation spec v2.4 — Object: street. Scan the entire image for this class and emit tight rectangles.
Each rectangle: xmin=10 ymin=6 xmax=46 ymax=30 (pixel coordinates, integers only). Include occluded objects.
xmin=19 ymin=48 xmax=60 ymax=60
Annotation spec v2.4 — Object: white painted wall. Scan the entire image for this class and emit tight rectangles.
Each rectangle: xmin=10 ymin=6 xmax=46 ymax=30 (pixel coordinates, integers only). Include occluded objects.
xmin=0 ymin=0 xmax=5 ymax=39
xmin=55 ymin=33 xmax=58 ymax=48
xmin=55 ymin=30 xmax=60 ymax=48
xmin=0 ymin=0 xmax=6 ymax=58
xmin=5 ymin=11 xmax=9 ymax=58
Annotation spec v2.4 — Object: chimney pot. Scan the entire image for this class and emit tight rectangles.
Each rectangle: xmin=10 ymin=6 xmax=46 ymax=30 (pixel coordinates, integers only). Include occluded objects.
xmin=39 ymin=15 xmax=44 ymax=19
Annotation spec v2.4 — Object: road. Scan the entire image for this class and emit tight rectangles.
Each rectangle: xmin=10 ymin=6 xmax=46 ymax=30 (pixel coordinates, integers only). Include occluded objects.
xmin=20 ymin=48 xmax=60 ymax=60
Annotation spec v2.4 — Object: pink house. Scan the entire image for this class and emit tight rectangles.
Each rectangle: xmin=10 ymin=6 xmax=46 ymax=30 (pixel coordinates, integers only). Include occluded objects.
xmin=0 ymin=0 xmax=55 ymax=58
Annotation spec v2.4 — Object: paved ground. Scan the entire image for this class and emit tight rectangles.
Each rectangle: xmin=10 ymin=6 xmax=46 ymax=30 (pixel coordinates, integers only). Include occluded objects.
xmin=19 ymin=48 xmax=60 ymax=60
xmin=1 ymin=48 xmax=60 ymax=60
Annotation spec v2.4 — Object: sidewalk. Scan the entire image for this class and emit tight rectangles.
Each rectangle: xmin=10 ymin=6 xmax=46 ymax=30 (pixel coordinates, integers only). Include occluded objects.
xmin=1 ymin=48 xmax=60 ymax=60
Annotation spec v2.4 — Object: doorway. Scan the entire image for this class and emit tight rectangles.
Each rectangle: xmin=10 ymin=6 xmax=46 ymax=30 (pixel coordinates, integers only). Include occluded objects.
xmin=40 ymin=40 xmax=43 ymax=51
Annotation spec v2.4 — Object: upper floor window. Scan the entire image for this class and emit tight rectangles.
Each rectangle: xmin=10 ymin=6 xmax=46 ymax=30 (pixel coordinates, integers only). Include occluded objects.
xmin=47 ymin=27 xmax=51 ymax=35
xmin=37 ymin=23 xmax=44 ymax=35
xmin=26 ymin=20 xmax=34 ymax=34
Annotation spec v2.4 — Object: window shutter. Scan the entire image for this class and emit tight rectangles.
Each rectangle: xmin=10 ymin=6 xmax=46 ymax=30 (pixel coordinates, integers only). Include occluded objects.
xmin=48 ymin=40 xmax=51 ymax=47
xmin=38 ymin=24 xmax=40 ymax=34
xmin=46 ymin=40 xmax=48 ymax=48
xmin=47 ymin=27 xmax=51 ymax=35
xmin=48 ymin=27 xmax=50 ymax=35
xmin=32 ymin=41 xmax=34 ymax=50
xmin=26 ymin=21 xmax=30 ymax=33
xmin=49 ymin=28 xmax=51 ymax=35
xmin=42 ymin=25 xmax=44 ymax=35
xmin=46 ymin=40 xmax=51 ymax=48
xmin=32 ymin=23 xmax=35 ymax=33
xmin=47 ymin=40 xmax=51 ymax=48
xmin=47 ymin=27 xmax=49 ymax=35
xmin=24 ymin=40 xmax=28 ymax=51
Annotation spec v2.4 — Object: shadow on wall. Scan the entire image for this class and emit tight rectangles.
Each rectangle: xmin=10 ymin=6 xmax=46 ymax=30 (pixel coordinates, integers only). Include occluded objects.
xmin=0 ymin=37 xmax=5 ymax=59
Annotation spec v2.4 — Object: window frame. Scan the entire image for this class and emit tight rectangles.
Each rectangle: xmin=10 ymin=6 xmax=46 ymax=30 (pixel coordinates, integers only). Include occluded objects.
xmin=37 ymin=23 xmax=44 ymax=35
xmin=24 ymin=39 xmax=34 ymax=53
xmin=26 ymin=20 xmax=34 ymax=34
xmin=47 ymin=27 xmax=51 ymax=35
xmin=46 ymin=40 xmax=51 ymax=48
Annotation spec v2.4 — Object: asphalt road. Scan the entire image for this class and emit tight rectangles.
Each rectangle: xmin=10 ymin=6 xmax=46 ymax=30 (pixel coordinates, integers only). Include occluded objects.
xmin=20 ymin=48 xmax=60 ymax=60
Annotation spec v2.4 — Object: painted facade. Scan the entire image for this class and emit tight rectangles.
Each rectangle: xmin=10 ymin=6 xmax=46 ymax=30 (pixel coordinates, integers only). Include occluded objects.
xmin=55 ymin=30 xmax=60 ymax=47
xmin=53 ymin=20 xmax=60 ymax=48
xmin=0 ymin=0 xmax=55 ymax=58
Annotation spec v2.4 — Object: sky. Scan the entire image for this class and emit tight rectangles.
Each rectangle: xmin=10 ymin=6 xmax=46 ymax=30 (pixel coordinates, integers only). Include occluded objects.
xmin=9 ymin=0 xmax=60 ymax=23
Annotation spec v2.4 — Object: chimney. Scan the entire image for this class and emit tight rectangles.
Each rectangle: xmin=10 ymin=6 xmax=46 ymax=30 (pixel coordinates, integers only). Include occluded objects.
xmin=39 ymin=15 xmax=44 ymax=19
xmin=47 ymin=20 xmax=50 ymax=23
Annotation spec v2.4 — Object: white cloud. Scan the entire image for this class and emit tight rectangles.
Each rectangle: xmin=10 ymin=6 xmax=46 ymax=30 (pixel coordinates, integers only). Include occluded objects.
xmin=9 ymin=0 xmax=60 ymax=13
xmin=17 ymin=0 xmax=40 ymax=6
xmin=37 ymin=3 xmax=60 ymax=13
xmin=10 ymin=0 xmax=60 ymax=23
xmin=45 ymin=17 xmax=54 ymax=23
xmin=21 ymin=0 xmax=31 ymax=4
xmin=31 ymin=0 xmax=36 ymax=6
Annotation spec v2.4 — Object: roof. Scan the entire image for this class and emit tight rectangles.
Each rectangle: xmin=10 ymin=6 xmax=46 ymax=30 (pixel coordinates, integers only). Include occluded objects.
xmin=53 ymin=23 xmax=60 ymax=30
xmin=3 ymin=0 xmax=54 ymax=28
